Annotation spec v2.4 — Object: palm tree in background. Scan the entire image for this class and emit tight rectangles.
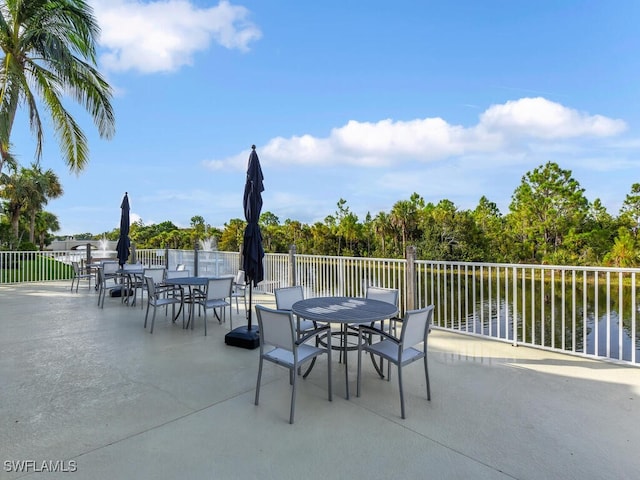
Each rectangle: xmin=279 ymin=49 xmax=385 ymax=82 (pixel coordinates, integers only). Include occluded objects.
xmin=1 ymin=163 xmax=61 ymax=240
xmin=0 ymin=0 xmax=115 ymax=175
xmin=24 ymin=164 xmax=63 ymax=243
xmin=34 ymin=210 xmax=59 ymax=250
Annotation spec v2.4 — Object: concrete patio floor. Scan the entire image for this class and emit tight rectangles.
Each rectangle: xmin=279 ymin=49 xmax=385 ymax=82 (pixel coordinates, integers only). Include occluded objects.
xmin=2 ymin=281 xmax=640 ymax=479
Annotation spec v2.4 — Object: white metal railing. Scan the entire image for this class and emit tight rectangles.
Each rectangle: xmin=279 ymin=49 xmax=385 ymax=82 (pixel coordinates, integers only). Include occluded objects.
xmin=2 ymin=249 xmax=638 ymax=365
xmin=415 ymin=261 xmax=640 ymax=365
xmin=0 ymin=250 xmax=84 ymax=283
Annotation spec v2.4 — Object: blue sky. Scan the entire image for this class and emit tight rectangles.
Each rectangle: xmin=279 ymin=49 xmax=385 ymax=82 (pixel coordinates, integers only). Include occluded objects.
xmin=9 ymin=0 xmax=640 ymax=236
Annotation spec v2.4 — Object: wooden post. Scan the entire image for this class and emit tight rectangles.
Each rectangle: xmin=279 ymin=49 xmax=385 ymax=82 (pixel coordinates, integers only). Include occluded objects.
xmin=131 ymin=244 xmax=137 ymax=264
xmin=405 ymin=245 xmax=417 ymax=312
xmin=288 ymin=244 xmax=297 ymax=286
xmin=194 ymin=244 xmax=199 ymax=277
xmin=164 ymin=247 xmax=169 ymax=269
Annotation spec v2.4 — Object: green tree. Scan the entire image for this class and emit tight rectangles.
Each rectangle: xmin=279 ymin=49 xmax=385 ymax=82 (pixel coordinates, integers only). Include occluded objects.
xmin=372 ymin=211 xmax=392 ymax=257
xmin=219 ymin=218 xmax=245 ymax=252
xmin=259 ymin=211 xmax=280 ymax=252
xmin=34 ymin=210 xmax=59 ymax=250
xmin=390 ymin=199 xmax=417 ymax=255
xmin=507 ymin=161 xmax=589 ymax=263
xmin=0 ymin=0 xmax=115 ymax=174
xmin=603 ymin=228 xmax=639 ymax=267
xmin=23 ymin=165 xmax=63 ymax=243
xmin=619 ymin=183 xmax=640 ymax=236
xmin=472 ymin=196 xmax=504 ymax=261
xmin=578 ymin=198 xmax=618 ymax=264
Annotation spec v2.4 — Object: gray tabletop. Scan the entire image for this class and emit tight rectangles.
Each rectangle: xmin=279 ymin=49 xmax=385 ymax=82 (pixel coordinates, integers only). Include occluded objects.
xmin=291 ymin=297 xmax=398 ymax=325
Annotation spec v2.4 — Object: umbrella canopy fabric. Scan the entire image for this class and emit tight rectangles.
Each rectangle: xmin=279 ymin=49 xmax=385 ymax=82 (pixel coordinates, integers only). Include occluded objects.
xmin=116 ymin=192 xmax=130 ymax=266
xmin=242 ymin=146 xmax=265 ymax=287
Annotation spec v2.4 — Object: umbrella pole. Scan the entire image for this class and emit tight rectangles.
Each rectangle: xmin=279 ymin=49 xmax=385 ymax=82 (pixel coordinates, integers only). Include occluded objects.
xmin=247 ymin=282 xmax=253 ymax=330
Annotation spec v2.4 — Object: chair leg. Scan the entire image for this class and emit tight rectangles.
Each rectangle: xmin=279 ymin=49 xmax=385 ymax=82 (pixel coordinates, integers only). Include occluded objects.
xmin=424 ymin=355 xmax=431 ymax=401
xmin=149 ymin=306 xmax=157 ymax=334
xmin=398 ymin=364 xmax=405 ymax=419
xmin=290 ymin=366 xmax=297 ymax=424
xmin=255 ymin=358 xmax=263 ymax=405
xmin=144 ymin=302 xmax=151 ymax=328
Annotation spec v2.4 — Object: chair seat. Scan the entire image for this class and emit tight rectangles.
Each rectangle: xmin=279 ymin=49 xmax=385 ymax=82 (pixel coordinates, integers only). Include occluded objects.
xmin=153 ymin=297 xmax=182 ymax=308
xmin=202 ymin=299 xmax=229 ymax=309
xmin=264 ymin=344 xmax=325 ymax=366
xmin=297 ymin=319 xmax=316 ymax=332
xmin=366 ymin=341 xmax=423 ymax=364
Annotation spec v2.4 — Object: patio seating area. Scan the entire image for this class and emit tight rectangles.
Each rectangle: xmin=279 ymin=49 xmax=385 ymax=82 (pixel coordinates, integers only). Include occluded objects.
xmin=2 ymin=281 xmax=640 ymax=479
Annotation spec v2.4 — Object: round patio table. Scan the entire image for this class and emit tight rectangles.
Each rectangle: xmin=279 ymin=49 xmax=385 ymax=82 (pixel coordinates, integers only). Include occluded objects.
xmin=292 ymin=296 xmax=398 ymax=399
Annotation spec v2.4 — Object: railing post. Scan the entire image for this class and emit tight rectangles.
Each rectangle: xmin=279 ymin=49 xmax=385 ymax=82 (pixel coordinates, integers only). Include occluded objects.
xmin=131 ymin=244 xmax=137 ymax=264
xmin=164 ymin=247 xmax=169 ymax=269
xmin=288 ymin=244 xmax=297 ymax=286
xmin=405 ymin=245 xmax=417 ymax=312
xmin=86 ymin=242 xmax=92 ymax=266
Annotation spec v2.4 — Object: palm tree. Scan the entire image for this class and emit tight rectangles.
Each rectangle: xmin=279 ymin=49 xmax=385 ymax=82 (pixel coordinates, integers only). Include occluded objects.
xmin=24 ymin=165 xmax=63 ymax=243
xmin=390 ymin=200 xmax=417 ymax=254
xmin=0 ymin=164 xmax=62 ymax=242
xmin=373 ymin=211 xmax=391 ymax=256
xmin=1 ymin=166 xmax=30 ymax=239
xmin=34 ymin=210 xmax=59 ymax=250
xmin=0 ymin=0 xmax=115 ymax=175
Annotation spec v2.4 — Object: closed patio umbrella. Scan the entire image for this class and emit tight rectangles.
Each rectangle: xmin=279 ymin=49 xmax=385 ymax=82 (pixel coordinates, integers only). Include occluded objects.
xmin=116 ymin=192 xmax=130 ymax=267
xmin=225 ymin=146 xmax=263 ymax=349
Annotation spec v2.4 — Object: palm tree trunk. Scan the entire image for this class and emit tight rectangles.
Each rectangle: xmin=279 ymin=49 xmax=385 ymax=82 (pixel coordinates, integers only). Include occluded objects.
xmin=29 ymin=211 xmax=37 ymax=244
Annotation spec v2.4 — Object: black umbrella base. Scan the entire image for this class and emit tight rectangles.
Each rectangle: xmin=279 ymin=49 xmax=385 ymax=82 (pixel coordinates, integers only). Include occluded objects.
xmin=225 ymin=326 xmax=260 ymax=349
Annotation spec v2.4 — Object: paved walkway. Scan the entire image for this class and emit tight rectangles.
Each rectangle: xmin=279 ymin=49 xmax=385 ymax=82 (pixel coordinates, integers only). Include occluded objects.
xmin=2 ymin=281 xmax=640 ymax=479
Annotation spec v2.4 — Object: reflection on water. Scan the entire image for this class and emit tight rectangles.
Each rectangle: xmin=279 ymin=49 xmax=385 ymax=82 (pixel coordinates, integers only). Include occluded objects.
xmin=461 ymin=300 xmax=638 ymax=362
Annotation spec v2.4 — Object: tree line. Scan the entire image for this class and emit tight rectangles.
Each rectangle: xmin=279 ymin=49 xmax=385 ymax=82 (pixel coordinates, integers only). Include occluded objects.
xmin=52 ymin=161 xmax=639 ymax=268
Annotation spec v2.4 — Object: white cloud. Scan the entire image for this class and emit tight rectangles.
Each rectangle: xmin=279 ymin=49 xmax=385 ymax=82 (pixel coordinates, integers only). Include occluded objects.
xmin=478 ymin=97 xmax=627 ymax=139
xmin=205 ymin=97 xmax=627 ymax=170
xmin=91 ymin=0 xmax=261 ymax=73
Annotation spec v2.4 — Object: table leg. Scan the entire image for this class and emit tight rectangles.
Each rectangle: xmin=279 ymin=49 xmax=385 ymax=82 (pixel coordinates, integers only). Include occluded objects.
xmin=343 ymin=324 xmax=350 ymax=400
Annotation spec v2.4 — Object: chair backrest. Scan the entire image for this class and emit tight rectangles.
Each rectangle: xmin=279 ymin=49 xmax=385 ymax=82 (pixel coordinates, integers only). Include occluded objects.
xmin=255 ymin=305 xmax=295 ymax=351
xmin=144 ymin=267 xmax=165 ymax=285
xmin=400 ymin=306 xmax=434 ymax=351
xmin=365 ymin=286 xmax=399 ymax=307
xmin=206 ymin=277 xmax=233 ymax=300
xmin=123 ymin=263 xmax=141 ymax=270
xmin=176 ymin=264 xmax=186 ymax=271
xmin=234 ymin=270 xmax=246 ymax=285
xmin=72 ymin=261 xmax=81 ymax=274
xmin=275 ymin=286 xmax=304 ymax=311
xmin=144 ymin=276 xmax=156 ymax=299
xmin=102 ymin=261 xmax=119 ymax=275
xmin=166 ymin=269 xmax=190 ymax=279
